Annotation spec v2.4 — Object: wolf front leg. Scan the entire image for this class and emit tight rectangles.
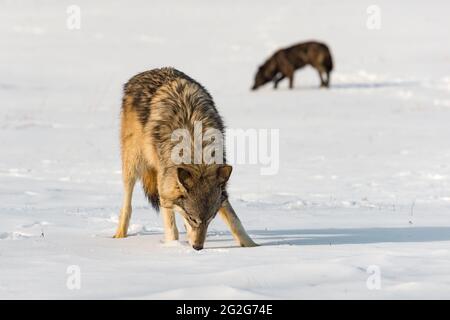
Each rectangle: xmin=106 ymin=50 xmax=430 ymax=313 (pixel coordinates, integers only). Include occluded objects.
xmin=275 ymin=51 xmax=295 ymax=89
xmin=273 ymin=74 xmax=285 ymax=89
xmin=288 ymin=72 xmax=294 ymax=89
xmin=219 ymin=200 xmax=258 ymax=247
xmin=182 ymin=216 xmax=193 ymax=245
xmin=161 ymin=207 xmax=179 ymax=241
xmin=114 ymin=175 xmax=136 ymax=238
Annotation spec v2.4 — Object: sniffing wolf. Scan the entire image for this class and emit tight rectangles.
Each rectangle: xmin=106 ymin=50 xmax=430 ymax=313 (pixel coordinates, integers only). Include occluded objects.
xmin=252 ymin=41 xmax=333 ymax=90
xmin=114 ymin=67 xmax=257 ymax=250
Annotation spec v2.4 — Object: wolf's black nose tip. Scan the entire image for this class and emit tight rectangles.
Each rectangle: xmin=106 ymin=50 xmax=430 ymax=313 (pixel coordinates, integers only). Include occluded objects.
xmin=193 ymin=245 xmax=203 ymax=251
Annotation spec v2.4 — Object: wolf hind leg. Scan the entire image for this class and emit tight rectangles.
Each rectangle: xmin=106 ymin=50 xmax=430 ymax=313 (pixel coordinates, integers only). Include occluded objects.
xmin=325 ymin=71 xmax=331 ymax=87
xmin=162 ymin=207 xmax=179 ymax=241
xmin=314 ymin=65 xmax=328 ymax=88
xmin=316 ymin=59 xmax=330 ymax=88
xmin=318 ymin=70 xmax=326 ymax=87
xmin=219 ymin=200 xmax=258 ymax=247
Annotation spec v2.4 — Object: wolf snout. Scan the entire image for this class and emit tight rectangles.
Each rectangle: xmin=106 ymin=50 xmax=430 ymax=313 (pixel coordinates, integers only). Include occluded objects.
xmin=192 ymin=244 xmax=203 ymax=251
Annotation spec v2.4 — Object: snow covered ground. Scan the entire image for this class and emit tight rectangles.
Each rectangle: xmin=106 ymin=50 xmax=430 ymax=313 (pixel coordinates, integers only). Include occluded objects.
xmin=1 ymin=0 xmax=450 ymax=299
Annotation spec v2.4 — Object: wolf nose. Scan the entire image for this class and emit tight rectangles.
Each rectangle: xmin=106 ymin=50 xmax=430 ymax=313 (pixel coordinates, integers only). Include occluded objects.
xmin=192 ymin=245 xmax=203 ymax=251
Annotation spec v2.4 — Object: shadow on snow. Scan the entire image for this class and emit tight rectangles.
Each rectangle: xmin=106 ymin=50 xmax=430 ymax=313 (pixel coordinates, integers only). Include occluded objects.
xmin=247 ymin=226 xmax=450 ymax=246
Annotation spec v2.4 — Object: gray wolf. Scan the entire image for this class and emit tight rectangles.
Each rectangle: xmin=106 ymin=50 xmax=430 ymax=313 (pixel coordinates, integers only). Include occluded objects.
xmin=114 ymin=67 xmax=257 ymax=250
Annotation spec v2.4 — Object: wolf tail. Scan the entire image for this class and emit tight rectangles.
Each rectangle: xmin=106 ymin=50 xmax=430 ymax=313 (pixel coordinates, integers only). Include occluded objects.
xmin=142 ymin=168 xmax=160 ymax=211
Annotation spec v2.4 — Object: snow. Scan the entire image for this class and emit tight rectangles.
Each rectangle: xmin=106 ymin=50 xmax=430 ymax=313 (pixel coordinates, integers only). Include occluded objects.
xmin=1 ymin=0 xmax=450 ymax=299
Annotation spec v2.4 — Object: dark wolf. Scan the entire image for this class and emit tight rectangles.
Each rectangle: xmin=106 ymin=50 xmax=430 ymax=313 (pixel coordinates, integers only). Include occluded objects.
xmin=252 ymin=41 xmax=333 ymax=90
xmin=114 ymin=67 xmax=257 ymax=250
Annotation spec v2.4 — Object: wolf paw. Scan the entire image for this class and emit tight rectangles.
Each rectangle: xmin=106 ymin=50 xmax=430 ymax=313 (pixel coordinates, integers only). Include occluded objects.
xmin=240 ymin=239 xmax=259 ymax=247
xmin=113 ymin=232 xmax=127 ymax=239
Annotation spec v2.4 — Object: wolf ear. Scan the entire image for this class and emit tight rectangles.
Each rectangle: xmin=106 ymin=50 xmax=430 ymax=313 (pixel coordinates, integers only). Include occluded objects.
xmin=217 ymin=165 xmax=232 ymax=185
xmin=177 ymin=167 xmax=194 ymax=191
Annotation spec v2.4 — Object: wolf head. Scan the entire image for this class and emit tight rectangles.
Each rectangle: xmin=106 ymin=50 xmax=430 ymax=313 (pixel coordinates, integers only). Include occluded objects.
xmin=252 ymin=66 xmax=271 ymax=90
xmin=252 ymin=58 xmax=278 ymax=90
xmin=160 ymin=164 xmax=232 ymax=250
